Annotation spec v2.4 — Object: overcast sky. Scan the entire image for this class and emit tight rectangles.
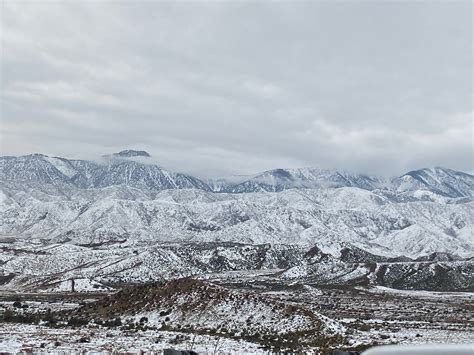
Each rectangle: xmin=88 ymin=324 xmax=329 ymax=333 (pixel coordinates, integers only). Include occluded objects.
xmin=1 ymin=1 xmax=472 ymax=177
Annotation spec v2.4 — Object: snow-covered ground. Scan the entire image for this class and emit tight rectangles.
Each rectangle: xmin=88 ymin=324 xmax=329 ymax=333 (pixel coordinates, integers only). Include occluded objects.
xmin=0 ymin=279 xmax=472 ymax=353
xmin=0 ymin=323 xmax=263 ymax=353
xmin=359 ymin=286 xmax=474 ymax=300
xmin=39 ymin=278 xmax=112 ymax=293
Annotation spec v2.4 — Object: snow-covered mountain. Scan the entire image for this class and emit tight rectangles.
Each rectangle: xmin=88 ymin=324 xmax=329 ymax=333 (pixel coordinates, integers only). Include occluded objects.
xmin=1 ymin=178 xmax=473 ymax=259
xmin=0 ymin=151 xmax=210 ymax=191
xmin=3 ymin=153 xmax=473 ymax=197
xmin=1 ymin=151 xmax=473 ymax=291
xmin=393 ymin=167 xmax=474 ymax=198
xmin=223 ymin=168 xmax=387 ymax=193
xmin=1 ymin=152 xmax=473 ymax=257
xmin=112 ymin=149 xmax=151 ymax=158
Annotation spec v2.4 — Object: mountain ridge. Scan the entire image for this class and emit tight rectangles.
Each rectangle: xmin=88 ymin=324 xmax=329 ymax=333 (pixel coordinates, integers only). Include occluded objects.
xmin=1 ymin=152 xmax=473 ymax=198
xmin=1 ymin=152 xmax=473 ymax=292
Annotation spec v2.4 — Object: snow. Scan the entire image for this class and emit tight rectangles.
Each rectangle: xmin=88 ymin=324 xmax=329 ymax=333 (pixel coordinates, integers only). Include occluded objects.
xmin=363 ymin=286 xmax=474 ymax=300
xmin=40 ymin=278 xmax=112 ymax=293
xmin=43 ymin=156 xmax=77 ymax=178
xmin=0 ymin=323 xmax=264 ymax=353
xmin=2 ymin=181 xmax=472 ymax=258
xmin=0 ymin=340 xmax=23 ymax=353
xmin=1 ymin=153 xmax=473 ymax=292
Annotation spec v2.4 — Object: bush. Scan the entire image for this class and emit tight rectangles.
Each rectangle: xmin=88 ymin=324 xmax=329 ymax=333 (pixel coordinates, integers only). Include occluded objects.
xmin=2 ymin=308 xmax=14 ymax=322
xmin=68 ymin=317 xmax=88 ymax=327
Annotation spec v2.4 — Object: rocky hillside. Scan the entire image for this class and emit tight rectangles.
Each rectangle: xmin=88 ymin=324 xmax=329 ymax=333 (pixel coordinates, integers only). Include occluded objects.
xmin=71 ymin=278 xmax=346 ymax=352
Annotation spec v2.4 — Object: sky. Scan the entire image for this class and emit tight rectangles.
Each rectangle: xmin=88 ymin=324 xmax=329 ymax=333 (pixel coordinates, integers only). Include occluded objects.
xmin=1 ymin=0 xmax=472 ymax=177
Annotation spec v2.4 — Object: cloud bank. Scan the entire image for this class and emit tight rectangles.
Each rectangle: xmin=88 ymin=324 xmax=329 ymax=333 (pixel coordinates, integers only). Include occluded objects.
xmin=1 ymin=1 xmax=472 ymax=177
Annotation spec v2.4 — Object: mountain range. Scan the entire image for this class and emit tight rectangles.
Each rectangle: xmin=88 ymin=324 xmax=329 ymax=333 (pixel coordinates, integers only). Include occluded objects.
xmin=1 ymin=150 xmax=473 ymax=197
xmin=0 ymin=150 xmax=473 ymax=291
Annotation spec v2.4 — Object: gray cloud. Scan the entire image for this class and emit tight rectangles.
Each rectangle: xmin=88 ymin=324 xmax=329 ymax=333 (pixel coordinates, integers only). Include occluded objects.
xmin=1 ymin=1 xmax=472 ymax=177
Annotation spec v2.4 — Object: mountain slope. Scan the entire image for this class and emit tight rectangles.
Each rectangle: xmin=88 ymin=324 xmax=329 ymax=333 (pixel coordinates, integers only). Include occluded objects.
xmin=1 ymin=181 xmax=472 ymax=258
xmin=225 ymin=168 xmax=386 ymax=193
xmin=394 ymin=167 xmax=474 ymax=198
xmin=0 ymin=152 xmax=210 ymax=191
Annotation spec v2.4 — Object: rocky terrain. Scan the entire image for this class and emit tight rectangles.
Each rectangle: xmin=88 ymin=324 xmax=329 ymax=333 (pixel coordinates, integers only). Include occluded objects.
xmin=0 ymin=276 xmax=472 ymax=353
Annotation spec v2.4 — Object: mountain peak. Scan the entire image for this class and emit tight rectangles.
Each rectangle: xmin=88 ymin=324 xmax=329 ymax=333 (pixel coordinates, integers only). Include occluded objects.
xmin=112 ymin=150 xmax=151 ymax=158
xmin=397 ymin=166 xmax=474 ymax=198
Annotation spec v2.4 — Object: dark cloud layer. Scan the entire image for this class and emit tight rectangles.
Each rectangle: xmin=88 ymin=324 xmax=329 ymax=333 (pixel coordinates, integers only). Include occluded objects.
xmin=1 ymin=1 xmax=472 ymax=177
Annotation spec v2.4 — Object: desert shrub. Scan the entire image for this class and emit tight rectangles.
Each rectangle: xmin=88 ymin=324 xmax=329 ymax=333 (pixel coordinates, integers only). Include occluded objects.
xmin=2 ymin=308 xmax=14 ymax=322
xmin=68 ymin=317 xmax=88 ymax=327
xmin=104 ymin=317 xmax=122 ymax=327
xmin=159 ymin=309 xmax=171 ymax=317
